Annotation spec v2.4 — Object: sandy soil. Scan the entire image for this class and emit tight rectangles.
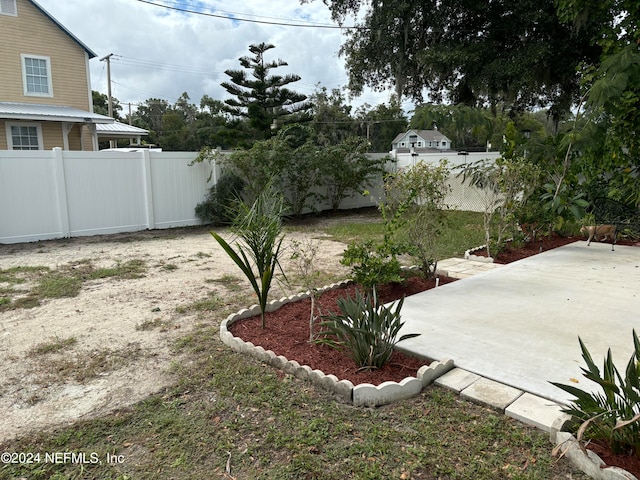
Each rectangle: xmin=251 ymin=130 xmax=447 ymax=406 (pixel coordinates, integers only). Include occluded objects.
xmin=0 ymin=226 xmax=349 ymax=443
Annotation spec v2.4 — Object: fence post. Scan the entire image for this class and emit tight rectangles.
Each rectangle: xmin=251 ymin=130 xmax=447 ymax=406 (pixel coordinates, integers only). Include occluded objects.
xmin=141 ymin=150 xmax=155 ymax=229
xmin=52 ymin=147 xmax=71 ymax=238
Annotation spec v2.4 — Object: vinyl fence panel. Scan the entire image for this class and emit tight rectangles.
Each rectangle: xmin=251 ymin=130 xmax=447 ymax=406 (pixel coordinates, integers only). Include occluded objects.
xmin=0 ymin=149 xmax=212 ymax=244
xmin=148 ymin=152 xmax=213 ymax=228
xmin=0 ymin=151 xmax=62 ymax=243
xmin=63 ymin=151 xmax=149 ymax=236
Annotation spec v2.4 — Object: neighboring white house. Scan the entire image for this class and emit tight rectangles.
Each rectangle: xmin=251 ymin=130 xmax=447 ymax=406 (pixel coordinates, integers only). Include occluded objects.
xmin=391 ymin=129 xmax=452 ymax=153
xmin=390 ymin=128 xmax=500 ymax=170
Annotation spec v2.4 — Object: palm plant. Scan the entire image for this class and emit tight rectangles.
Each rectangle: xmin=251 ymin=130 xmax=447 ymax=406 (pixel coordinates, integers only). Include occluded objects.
xmin=551 ymin=330 xmax=640 ymax=457
xmin=211 ymin=184 xmax=285 ymax=328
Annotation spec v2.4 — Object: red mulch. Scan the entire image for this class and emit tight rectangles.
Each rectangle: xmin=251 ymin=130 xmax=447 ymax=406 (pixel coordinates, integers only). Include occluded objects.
xmin=585 ymin=440 xmax=640 ymax=478
xmin=472 ymin=234 xmax=638 ymax=264
xmin=229 ymin=275 xmax=456 ymax=386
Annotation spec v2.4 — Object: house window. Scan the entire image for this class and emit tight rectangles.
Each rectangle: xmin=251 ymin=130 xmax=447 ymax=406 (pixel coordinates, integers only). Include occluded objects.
xmin=409 ymin=135 xmax=418 ymax=144
xmin=6 ymin=123 xmax=43 ymax=150
xmin=21 ymin=54 xmax=53 ymax=97
xmin=0 ymin=0 xmax=17 ymax=16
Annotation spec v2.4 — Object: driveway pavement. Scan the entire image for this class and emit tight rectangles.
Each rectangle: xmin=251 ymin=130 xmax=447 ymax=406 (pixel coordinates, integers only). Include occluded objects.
xmin=397 ymin=241 xmax=640 ymax=404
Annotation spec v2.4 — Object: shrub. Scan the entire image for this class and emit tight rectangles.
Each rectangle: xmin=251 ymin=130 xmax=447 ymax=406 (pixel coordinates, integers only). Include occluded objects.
xmin=195 ymin=172 xmax=245 ymax=225
xmin=457 ymin=157 xmax=541 ymax=258
xmin=341 ymin=241 xmax=404 ymax=292
xmin=385 ymin=160 xmax=451 ymax=279
xmin=317 ymin=287 xmax=419 ymax=370
xmin=550 ymin=330 xmax=640 ymax=457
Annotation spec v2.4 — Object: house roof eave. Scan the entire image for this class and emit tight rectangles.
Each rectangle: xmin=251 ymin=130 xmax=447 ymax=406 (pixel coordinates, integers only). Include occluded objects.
xmin=0 ymin=102 xmax=115 ymax=124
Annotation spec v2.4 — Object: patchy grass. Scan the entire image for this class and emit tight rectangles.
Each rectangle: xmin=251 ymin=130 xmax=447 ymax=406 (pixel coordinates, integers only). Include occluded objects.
xmin=176 ymin=291 xmax=223 ymax=315
xmin=89 ymin=259 xmax=147 ymax=279
xmin=136 ymin=317 xmax=174 ymax=332
xmin=28 ymin=336 xmax=77 ymax=356
xmin=0 ymin=259 xmax=147 ymax=311
xmin=207 ymin=274 xmax=245 ymax=293
xmin=30 ymin=343 xmax=145 ymax=383
xmin=1 ymin=323 xmax=589 ymax=479
xmin=36 ymin=273 xmax=83 ymax=298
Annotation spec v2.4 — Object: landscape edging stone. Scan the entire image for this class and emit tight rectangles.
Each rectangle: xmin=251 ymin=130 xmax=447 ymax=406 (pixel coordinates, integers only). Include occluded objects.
xmin=464 ymin=244 xmax=495 ymax=263
xmin=219 ymin=281 xmax=454 ymax=406
xmin=553 ymin=431 xmax=638 ymax=480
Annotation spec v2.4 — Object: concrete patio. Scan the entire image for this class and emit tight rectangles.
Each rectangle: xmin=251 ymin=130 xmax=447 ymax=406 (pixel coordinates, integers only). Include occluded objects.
xmin=398 ymin=240 xmax=640 ymax=406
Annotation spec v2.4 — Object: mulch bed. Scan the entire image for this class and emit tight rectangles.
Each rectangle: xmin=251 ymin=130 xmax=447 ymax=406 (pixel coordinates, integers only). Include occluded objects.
xmin=229 ymin=275 xmax=457 ymax=386
xmin=586 ymin=440 xmax=640 ymax=478
xmin=229 ymin=239 xmax=640 ymax=476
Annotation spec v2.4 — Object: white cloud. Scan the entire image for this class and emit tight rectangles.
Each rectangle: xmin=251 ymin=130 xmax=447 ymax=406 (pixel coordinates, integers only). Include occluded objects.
xmin=35 ymin=0 xmax=401 ymax=112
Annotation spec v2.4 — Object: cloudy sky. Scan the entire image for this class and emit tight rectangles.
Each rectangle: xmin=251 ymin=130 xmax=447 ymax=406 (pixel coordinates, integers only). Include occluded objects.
xmin=36 ymin=0 xmax=401 ymax=114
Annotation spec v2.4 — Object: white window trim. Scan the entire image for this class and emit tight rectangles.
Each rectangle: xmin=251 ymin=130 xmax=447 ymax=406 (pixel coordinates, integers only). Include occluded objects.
xmin=21 ymin=54 xmax=54 ymax=98
xmin=0 ymin=0 xmax=17 ymax=16
xmin=5 ymin=122 xmax=45 ymax=150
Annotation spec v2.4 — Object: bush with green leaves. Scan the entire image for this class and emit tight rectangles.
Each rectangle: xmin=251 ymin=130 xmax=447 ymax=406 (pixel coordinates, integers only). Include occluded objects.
xmin=340 ymin=181 xmax=408 ymax=291
xmin=385 ymin=160 xmax=451 ymax=279
xmin=341 ymin=240 xmax=404 ymax=292
xmin=317 ymin=288 xmax=419 ymax=370
xmin=320 ymin=137 xmax=389 ymax=211
xmin=551 ymin=330 xmax=640 ymax=457
xmin=211 ymin=184 xmax=285 ymax=329
xmin=195 ymin=171 xmax=245 ymax=225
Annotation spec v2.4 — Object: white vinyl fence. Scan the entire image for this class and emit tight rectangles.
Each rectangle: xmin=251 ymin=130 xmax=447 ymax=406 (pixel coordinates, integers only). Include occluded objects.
xmin=1 ymin=148 xmax=495 ymax=244
xmin=0 ymin=148 xmax=216 ymax=244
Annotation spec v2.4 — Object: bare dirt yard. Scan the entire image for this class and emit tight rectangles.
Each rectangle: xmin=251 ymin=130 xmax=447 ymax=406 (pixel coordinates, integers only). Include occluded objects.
xmin=0 ymin=226 xmax=349 ymax=443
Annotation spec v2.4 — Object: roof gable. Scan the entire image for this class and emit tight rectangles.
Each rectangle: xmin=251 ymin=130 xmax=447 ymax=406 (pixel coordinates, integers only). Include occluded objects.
xmin=27 ymin=0 xmax=96 ymax=58
xmin=392 ymin=129 xmax=452 ymax=145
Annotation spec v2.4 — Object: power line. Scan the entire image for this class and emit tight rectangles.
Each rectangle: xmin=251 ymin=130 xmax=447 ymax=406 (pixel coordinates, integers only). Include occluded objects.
xmin=113 ymin=55 xmax=223 ymax=76
xmin=134 ymin=0 xmax=360 ymax=29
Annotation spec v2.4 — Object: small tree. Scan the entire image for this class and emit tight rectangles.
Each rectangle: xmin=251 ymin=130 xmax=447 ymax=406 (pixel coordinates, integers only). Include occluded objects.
xmin=211 ymin=184 xmax=285 ymax=329
xmin=341 ymin=179 xmax=410 ymax=292
xmin=321 ymin=137 xmax=389 ymax=211
xmin=458 ymin=157 xmax=541 ymax=258
xmin=384 ymin=161 xmax=451 ymax=279
xmin=289 ymin=238 xmax=322 ymax=342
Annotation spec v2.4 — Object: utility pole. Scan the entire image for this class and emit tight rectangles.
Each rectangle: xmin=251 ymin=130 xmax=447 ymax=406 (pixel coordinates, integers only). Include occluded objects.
xmin=100 ymin=53 xmax=115 ymax=148
xmin=99 ymin=53 xmax=114 ymax=117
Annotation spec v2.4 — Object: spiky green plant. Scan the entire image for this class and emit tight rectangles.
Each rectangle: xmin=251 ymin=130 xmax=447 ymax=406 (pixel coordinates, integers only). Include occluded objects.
xmin=551 ymin=330 xmax=640 ymax=457
xmin=317 ymin=287 xmax=419 ymax=370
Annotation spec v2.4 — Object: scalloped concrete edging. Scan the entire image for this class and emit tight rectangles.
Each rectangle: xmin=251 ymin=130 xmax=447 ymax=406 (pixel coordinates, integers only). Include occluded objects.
xmin=552 ymin=427 xmax=638 ymax=480
xmin=219 ymin=281 xmax=454 ymax=406
xmin=464 ymin=244 xmax=495 ymax=263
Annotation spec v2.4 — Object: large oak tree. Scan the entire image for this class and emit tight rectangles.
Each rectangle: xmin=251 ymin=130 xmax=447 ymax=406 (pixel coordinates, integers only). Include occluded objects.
xmin=312 ymin=0 xmax=601 ymax=121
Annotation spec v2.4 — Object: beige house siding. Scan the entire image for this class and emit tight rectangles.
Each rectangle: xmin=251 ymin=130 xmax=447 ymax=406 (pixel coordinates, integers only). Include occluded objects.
xmin=40 ymin=122 xmax=64 ymax=149
xmin=1 ymin=120 xmax=92 ymax=151
xmin=0 ymin=121 xmax=7 ymax=150
xmin=0 ymin=0 xmax=92 ymax=111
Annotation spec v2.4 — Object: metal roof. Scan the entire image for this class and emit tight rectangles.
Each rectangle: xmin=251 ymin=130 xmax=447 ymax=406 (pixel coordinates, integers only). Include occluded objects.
xmin=0 ymin=102 xmax=114 ymax=123
xmin=96 ymin=121 xmax=149 ymax=137
xmin=28 ymin=0 xmax=97 ymax=58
